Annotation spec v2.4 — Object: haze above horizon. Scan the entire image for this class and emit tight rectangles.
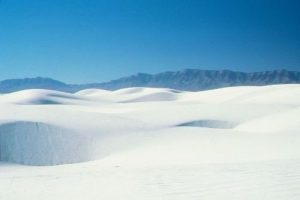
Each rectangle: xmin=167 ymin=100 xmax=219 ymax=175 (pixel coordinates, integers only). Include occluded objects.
xmin=0 ymin=0 xmax=299 ymax=83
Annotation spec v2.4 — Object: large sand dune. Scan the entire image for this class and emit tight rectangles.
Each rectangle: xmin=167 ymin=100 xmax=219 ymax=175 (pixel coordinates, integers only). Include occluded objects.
xmin=0 ymin=84 xmax=299 ymax=199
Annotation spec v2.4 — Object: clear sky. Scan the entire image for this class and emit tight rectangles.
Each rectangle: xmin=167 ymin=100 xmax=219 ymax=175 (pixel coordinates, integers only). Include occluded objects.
xmin=0 ymin=0 xmax=299 ymax=83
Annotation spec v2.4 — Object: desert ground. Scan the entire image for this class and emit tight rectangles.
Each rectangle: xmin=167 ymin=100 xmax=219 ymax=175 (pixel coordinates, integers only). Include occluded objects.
xmin=0 ymin=84 xmax=300 ymax=200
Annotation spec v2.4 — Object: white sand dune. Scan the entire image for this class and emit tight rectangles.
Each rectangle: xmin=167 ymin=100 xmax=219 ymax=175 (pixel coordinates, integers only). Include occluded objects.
xmin=75 ymin=87 xmax=179 ymax=102
xmin=0 ymin=89 xmax=84 ymax=105
xmin=235 ymin=107 xmax=300 ymax=133
xmin=0 ymin=84 xmax=300 ymax=200
xmin=0 ymin=121 xmax=94 ymax=165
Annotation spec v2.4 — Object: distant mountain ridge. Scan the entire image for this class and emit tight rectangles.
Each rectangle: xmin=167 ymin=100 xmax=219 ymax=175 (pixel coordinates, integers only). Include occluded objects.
xmin=0 ymin=69 xmax=300 ymax=93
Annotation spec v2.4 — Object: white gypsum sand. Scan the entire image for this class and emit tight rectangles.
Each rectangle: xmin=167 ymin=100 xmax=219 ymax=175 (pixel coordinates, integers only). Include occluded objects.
xmin=0 ymin=84 xmax=300 ymax=200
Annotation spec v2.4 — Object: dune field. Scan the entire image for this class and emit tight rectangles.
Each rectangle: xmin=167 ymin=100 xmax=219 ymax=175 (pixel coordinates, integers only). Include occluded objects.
xmin=0 ymin=84 xmax=300 ymax=200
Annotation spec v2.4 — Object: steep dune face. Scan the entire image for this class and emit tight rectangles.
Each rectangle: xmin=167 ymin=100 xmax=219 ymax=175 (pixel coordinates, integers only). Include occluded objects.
xmin=75 ymin=88 xmax=110 ymax=96
xmin=0 ymin=121 xmax=94 ymax=165
xmin=178 ymin=120 xmax=237 ymax=129
xmin=119 ymin=91 xmax=178 ymax=102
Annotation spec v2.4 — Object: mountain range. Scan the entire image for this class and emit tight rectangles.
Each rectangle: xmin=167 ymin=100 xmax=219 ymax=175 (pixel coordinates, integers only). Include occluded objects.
xmin=0 ymin=69 xmax=299 ymax=93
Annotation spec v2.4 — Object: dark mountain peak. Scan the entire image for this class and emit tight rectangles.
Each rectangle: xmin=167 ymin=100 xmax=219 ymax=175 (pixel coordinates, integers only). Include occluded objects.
xmin=96 ymin=69 xmax=300 ymax=91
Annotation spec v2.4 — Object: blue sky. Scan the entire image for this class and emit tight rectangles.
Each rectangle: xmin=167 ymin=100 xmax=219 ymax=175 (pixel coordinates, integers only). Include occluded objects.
xmin=0 ymin=0 xmax=299 ymax=83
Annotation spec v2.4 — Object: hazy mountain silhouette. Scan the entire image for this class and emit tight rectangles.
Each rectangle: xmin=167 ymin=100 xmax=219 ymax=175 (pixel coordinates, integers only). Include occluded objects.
xmin=0 ymin=69 xmax=299 ymax=93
